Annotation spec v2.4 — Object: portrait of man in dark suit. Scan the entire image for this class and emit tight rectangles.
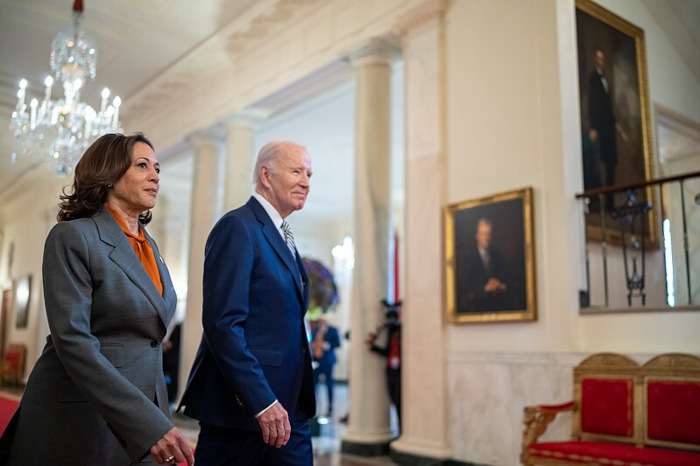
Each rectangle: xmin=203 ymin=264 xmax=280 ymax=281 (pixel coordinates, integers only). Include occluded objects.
xmin=576 ymin=2 xmax=650 ymax=197
xmin=461 ymin=218 xmax=511 ymax=313
xmin=451 ymin=192 xmax=532 ymax=320
xmin=588 ymin=48 xmax=618 ymax=189
xmin=576 ymin=1 xmax=655 ymax=245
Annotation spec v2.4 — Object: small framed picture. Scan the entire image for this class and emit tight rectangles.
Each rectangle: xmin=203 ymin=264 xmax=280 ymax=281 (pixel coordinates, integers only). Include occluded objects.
xmin=445 ymin=188 xmax=536 ymax=323
xmin=13 ymin=275 xmax=32 ymax=329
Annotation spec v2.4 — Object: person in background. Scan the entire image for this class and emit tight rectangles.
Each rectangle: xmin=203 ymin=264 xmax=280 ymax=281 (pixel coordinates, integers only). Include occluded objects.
xmin=0 ymin=133 xmax=194 ymax=465
xmin=179 ymin=140 xmax=316 ymax=466
xmin=309 ymin=313 xmax=341 ymax=417
xmin=366 ymin=301 xmax=402 ymax=432
xmin=163 ymin=322 xmax=182 ymax=409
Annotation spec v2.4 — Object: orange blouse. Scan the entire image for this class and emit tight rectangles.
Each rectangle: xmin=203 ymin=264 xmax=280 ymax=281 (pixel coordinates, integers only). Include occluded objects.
xmin=104 ymin=204 xmax=163 ymax=296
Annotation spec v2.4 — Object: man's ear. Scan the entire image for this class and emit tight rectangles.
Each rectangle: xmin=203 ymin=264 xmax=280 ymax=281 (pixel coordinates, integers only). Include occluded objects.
xmin=260 ymin=166 xmax=271 ymax=188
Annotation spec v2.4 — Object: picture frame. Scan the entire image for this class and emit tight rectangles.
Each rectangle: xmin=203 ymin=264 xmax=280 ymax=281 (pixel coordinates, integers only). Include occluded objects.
xmin=12 ymin=275 xmax=31 ymax=329
xmin=445 ymin=187 xmax=536 ymax=323
xmin=576 ymin=0 xmax=659 ymax=246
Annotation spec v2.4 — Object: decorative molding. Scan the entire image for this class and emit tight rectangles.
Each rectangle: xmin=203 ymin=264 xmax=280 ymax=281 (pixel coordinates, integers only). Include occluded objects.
xmin=393 ymin=0 xmax=448 ymax=39
xmin=124 ymin=0 xmax=322 ymax=120
xmin=188 ymin=130 xmax=223 ymax=152
xmin=345 ymin=37 xmax=401 ymax=68
xmin=225 ymin=108 xmax=272 ymax=129
xmin=390 ymin=435 xmax=453 ymax=462
xmin=390 ymin=449 xmax=471 ymax=466
xmin=341 ymin=439 xmax=391 ymax=457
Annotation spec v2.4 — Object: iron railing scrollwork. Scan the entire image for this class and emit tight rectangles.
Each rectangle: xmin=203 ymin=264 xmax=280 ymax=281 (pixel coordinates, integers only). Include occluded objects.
xmin=576 ymin=170 xmax=700 ymax=311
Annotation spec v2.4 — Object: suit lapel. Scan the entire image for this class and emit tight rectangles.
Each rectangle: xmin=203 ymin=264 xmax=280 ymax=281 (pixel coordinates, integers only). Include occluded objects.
xmin=296 ymin=250 xmax=310 ymax=313
xmin=248 ymin=198 xmax=305 ymax=303
xmin=93 ymin=208 xmax=170 ymax=327
xmin=145 ymin=230 xmax=177 ymax=324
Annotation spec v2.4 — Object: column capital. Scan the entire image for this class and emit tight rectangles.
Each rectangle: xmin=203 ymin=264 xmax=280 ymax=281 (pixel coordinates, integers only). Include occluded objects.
xmin=393 ymin=0 xmax=448 ymax=39
xmin=188 ymin=129 xmax=222 ymax=152
xmin=345 ymin=37 xmax=401 ymax=68
xmin=225 ymin=108 xmax=271 ymax=129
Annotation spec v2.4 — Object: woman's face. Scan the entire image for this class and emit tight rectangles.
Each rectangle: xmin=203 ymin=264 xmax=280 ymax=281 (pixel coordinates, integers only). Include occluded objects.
xmin=108 ymin=142 xmax=160 ymax=214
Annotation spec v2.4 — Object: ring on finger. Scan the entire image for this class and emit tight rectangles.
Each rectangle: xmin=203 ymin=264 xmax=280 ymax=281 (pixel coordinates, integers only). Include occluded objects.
xmin=165 ymin=455 xmax=175 ymax=463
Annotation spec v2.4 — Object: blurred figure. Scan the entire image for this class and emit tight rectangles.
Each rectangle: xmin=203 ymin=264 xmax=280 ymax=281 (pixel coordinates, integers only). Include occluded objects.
xmin=163 ymin=322 xmax=182 ymax=409
xmin=366 ymin=301 xmax=402 ymax=431
xmin=309 ymin=315 xmax=340 ymax=417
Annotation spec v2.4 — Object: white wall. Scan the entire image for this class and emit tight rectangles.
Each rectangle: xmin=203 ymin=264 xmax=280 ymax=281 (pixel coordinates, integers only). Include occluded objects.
xmin=0 ymin=175 xmax=65 ymax=380
xmin=440 ymin=0 xmax=700 ymax=464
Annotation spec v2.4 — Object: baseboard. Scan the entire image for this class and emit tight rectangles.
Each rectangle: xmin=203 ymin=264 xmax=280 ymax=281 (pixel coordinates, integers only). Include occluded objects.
xmin=341 ymin=438 xmax=392 ymax=456
xmin=390 ymin=448 xmax=481 ymax=466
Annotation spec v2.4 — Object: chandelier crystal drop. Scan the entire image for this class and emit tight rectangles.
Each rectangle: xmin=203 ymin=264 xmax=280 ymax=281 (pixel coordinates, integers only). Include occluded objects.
xmin=9 ymin=0 xmax=122 ymax=177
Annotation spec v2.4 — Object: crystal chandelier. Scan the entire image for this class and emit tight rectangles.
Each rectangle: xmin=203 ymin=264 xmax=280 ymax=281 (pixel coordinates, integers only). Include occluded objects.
xmin=9 ymin=0 xmax=121 ymax=177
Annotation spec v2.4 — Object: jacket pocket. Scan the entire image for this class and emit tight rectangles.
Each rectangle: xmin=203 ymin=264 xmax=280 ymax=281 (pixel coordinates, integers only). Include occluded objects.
xmin=100 ymin=343 xmax=124 ymax=368
xmin=250 ymin=347 xmax=282 ymax=367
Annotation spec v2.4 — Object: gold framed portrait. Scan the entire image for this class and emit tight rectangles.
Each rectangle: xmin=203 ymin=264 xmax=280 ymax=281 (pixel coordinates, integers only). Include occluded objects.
xmin=445 ymin=187 xmax=536 ymax=323
xmin=576 ymin=0 xmax=659 ymax=247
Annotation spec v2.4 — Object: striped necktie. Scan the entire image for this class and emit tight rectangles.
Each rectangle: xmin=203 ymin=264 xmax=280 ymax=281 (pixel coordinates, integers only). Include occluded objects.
xmin=281 ymin=220 xmax=296 ymax=257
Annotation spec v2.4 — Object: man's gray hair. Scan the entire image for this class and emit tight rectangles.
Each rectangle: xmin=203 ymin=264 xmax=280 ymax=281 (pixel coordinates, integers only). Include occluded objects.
xmin=253 ymin=140 xmax=307 ymax=188
xmin=476 ymin=218 xmax=493 ymax=229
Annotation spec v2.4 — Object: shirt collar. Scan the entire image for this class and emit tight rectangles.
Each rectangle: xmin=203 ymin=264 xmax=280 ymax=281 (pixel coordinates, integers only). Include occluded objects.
xmin=252 ymin=192 xmax=284 ymax=229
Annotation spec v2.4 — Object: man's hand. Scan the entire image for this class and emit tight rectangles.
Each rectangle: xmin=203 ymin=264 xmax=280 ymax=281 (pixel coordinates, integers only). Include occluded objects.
xmin=365 ymin=331 xmax=376 ymax=345
xmin=484 ymin=278 xmax=506 ymax=293
xmin=150 ymin=426 xmax=194 ymax=465
xmin=257 ymin=401 xmax=291 ymax=448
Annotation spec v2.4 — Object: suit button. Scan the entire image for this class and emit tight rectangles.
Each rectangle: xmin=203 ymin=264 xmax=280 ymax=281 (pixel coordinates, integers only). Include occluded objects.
xmin=301 ymin=346 xmax=307 ymax=354
xmin=151 ymin=340 xmax=158 ymax=348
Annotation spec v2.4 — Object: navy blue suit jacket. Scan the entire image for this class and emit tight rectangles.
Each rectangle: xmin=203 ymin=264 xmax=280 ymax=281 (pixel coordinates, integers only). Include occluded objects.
xmin=180 ymin=197 xmax=315 ymax=430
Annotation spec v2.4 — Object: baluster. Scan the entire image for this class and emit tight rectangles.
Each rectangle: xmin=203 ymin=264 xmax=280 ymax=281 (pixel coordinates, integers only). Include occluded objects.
xmin=598 ymin=193 xmax=609 ymax=307
xmin=679 ymin=180 xmax=692 ymax=304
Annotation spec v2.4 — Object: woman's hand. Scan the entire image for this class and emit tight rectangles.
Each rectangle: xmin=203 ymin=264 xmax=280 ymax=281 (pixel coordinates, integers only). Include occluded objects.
xmin=150 ymin=426 xmax=194 ymax=465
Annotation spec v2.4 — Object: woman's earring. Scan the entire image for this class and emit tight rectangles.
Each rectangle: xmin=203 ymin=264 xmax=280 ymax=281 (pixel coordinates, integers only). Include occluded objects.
xmin=107 ymin=184 xmax=112 ymax=188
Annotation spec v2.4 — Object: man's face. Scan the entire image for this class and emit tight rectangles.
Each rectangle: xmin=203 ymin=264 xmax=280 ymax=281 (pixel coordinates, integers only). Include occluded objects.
xmin=594 ymin=50 xmax=605 ymax=70
xmin=263 ymin=147 xmax=312 ymax=218
xmin=476 ymin=222 xmax=492 ymax=249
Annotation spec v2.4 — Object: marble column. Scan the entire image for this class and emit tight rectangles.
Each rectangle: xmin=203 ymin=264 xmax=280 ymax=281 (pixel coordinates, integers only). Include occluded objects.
xmin=223 ymin=110 xmax=267 ymax=212
xmin=341 ymin=37 xmax=399 ymax=456
xmin=179 ymin=132 xmax=223 ymax=400
xmin=390 ymin=0 xmax=452 ymax=461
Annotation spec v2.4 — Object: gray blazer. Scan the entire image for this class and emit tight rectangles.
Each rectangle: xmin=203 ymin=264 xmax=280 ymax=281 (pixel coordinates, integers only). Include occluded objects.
xmin=6 ymin=207 xmax=177 ymax=465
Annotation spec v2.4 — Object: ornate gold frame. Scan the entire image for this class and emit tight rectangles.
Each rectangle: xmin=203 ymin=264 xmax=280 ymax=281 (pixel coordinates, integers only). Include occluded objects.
xmin=576 ymin=0 xmax=659 ymax=247
xmin=445 ymin=187 xmax=536 ymax=324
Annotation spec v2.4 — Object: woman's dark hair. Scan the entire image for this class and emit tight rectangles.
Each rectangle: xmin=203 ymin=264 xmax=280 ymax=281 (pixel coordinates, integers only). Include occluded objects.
xmin=57 ymin=133 xmax=155 ymax=224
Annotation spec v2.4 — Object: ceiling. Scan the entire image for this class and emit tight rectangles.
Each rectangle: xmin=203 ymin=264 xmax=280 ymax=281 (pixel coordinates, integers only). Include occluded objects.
xmin=0 ymin=0 xmax=699 ymax=204
xmin=0 ymin=0 xmax=258 ymax=198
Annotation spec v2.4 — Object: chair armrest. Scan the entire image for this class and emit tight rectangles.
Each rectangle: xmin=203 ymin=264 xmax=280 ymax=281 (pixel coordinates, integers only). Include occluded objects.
xmin=522 ymin=401 xmax=574 ymax=447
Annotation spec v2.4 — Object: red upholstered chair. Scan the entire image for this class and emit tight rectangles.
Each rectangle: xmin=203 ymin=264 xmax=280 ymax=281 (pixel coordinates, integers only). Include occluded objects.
xmin=522 ymin=353 xmax=700 ymax=466
xmin=1 ymin=343 xmax=27 ymax=387
xmin=643 ymin=353 xmax=700 ymax=453
xmin=579 ymin=377 xmax=635 ymax=439
xmin=522 ymin=353 xmax=641 ymax=465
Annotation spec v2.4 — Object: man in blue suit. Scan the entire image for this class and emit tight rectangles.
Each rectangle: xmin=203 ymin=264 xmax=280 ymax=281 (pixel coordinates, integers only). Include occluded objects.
xmin=179 ymin=140 xmax=316 ymax=465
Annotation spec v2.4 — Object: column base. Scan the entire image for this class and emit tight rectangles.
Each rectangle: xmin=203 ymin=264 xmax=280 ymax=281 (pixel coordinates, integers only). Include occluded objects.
xmin=389 ymin=448 xmax=476 ymax=465
xmin=341 ymin=438 xmax=393 ymax=456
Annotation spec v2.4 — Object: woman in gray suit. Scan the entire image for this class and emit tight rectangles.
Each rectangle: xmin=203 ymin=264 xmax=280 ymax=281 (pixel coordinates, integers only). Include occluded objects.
xmin=2 ymin=133 xmax=194 ymax=465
